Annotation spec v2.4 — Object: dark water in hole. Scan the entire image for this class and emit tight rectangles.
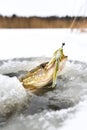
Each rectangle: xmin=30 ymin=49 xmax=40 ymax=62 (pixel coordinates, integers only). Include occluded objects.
xmin=0 ymin=57 xmax=87 ymax=130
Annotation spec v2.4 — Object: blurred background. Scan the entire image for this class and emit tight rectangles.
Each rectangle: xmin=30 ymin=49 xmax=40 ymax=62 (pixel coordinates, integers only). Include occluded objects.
xmin=0 ymin=1 xmax=87 ymax=130
xmin=0 ymin=0 xmax=87 ymax=28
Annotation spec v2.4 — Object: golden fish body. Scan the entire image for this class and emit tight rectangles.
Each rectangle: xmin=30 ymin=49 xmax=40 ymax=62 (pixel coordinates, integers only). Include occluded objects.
xmin=20 ymin=43 xmax=68 ymax=91
xmin=20 ymin=62 xmax=53 ymax=89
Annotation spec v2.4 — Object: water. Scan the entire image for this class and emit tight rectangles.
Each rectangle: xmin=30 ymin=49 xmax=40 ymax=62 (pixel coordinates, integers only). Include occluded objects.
xmin=0 ymin=57 xmax=87 ymax=130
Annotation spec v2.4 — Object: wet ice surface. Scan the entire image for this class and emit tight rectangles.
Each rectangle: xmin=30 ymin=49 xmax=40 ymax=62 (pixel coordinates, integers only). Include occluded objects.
xmin=0 ymin=57 xmax=87 ymax=130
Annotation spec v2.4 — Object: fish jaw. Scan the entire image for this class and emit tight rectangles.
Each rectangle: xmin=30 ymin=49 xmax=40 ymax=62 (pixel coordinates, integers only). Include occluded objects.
xmin=21 ymin=56 xmax=67 ymax=90
xmin=20 ymin=43 xmax=68 ymax=91
xmin=58 ymin=56 xmax=68 ymax=73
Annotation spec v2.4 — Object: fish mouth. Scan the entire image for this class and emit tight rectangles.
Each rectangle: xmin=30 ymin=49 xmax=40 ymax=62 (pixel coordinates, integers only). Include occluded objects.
xmin=60 ymin=55 xmax=68 ymax=62
xmin=58 ymin=55 xmax=68 ymax=73
xmin=60 ymin=55 xmax=68 ymax=64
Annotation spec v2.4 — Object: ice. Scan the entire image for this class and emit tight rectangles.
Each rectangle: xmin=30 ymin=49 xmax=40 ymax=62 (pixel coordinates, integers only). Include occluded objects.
xmin=0 ymin=29 xmax=87 ymax=62
xmin=0 ymin=58 xmax=86 ymax=130
xmin=0 ymin=29 xmax=87 ymax=130
xmin=0 ymin=74 xmax=27 ymax=116
xmin=0 ymin=57 xmax=49 ymax=74
xmin=60 ymin=99 xmax=87 ymax=130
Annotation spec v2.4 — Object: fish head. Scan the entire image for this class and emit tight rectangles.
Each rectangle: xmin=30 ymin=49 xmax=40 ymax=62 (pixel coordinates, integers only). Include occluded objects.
xmin=53 ymin=43 xmax=68 ymax=62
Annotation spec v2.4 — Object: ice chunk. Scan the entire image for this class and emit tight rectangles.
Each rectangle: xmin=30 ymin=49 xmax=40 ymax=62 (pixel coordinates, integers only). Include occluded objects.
xmin=0 ymin=74 xmax=27 ymax=116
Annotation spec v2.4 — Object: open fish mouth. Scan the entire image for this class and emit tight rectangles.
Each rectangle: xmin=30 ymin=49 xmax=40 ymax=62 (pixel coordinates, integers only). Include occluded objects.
xmin=19 ymin=44 xmax=68 ymax=90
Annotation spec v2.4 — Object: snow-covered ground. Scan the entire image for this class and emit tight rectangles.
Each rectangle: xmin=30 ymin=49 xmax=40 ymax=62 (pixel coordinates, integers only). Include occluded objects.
xmin=0 ymin=29 xmax=87 ymax=62
xmin=0 ymin=29 xmax=87 ymax=130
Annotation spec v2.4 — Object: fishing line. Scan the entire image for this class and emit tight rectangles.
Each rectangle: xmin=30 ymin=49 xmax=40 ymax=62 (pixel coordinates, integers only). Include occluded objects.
xmin=70 ymin=0 xmax=87 ymax=30
xmin=61 ymin=0 xmax=87 ymax=44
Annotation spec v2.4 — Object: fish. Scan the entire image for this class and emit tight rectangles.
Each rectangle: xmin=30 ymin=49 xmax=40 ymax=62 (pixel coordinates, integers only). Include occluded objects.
xmin=20 ymin=43 xmax=68 ymax=92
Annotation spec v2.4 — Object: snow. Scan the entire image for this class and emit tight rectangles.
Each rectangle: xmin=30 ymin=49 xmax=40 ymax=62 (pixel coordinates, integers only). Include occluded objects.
xmin=0 ymin=29 xmax=87 ymax=130
xmin=60 ymin=99 xmax=87 ymax=130
xmin=0 ymin=74 xmax=27 ymax=116
xmin=0 ymin=29 xmax=87 ymax=62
